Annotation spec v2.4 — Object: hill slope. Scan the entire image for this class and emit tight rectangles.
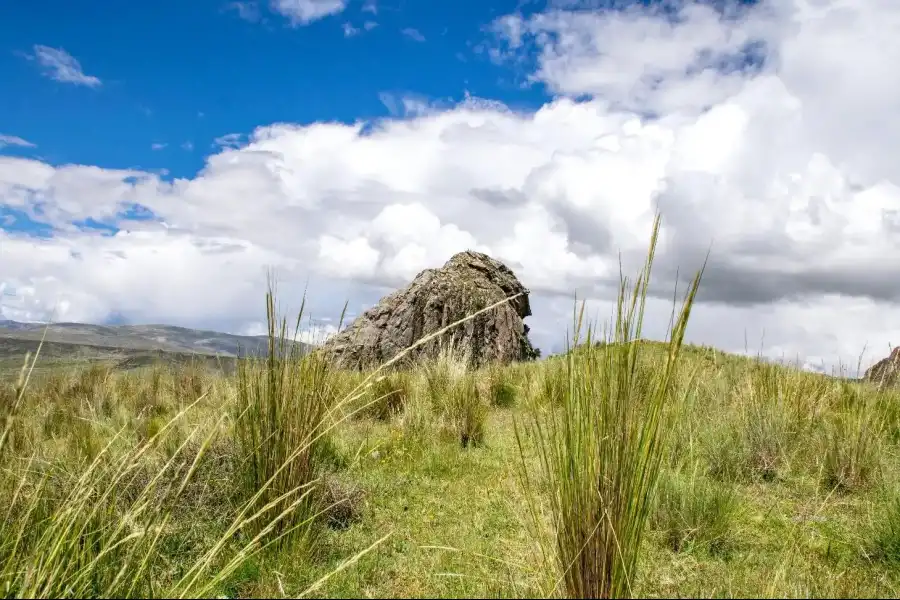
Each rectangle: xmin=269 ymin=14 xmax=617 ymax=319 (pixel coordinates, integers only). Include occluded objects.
xmin=0 ymin=319 xmax=310 ymax=370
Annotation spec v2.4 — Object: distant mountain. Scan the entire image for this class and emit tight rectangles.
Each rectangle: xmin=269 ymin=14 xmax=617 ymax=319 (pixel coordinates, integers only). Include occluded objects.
xmin=0 ymin=320 xmax=311 ymax=359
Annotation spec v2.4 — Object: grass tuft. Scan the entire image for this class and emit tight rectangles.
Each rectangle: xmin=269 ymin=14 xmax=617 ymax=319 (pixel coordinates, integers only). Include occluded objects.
xmin=516 ymin=213 xmax=705 ymax=599
xmin=483 ymin=364 xmax=517 ymax=408
xmin=820 ymin=386 xmax=884 ymax=493
xmin=868 ymin=491 xmax=900 ymax=565
xmin=704 ymin=369 xmax=796 ymax=484
xmin=365 ymin=371 xmax=412 ymax=421
xmin=651 ymin=469 xmax=738 ymax=556
xmin=233 ymin=285 xmax=338 ymax=550
xmin=423 ymin=347 xmax=488 ymax=448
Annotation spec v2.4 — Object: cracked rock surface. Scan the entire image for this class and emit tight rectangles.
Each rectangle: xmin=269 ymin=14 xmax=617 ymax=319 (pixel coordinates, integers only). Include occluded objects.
xmin=320 ymin=251 xmax=539 ymax=370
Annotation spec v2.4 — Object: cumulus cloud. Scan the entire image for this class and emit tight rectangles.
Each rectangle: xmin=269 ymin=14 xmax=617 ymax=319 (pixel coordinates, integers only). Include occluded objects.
xmin=4 ymin=0 xmax=900 ymax=374
xmin=270 ymin=0 xmax=347 ymax=24
xmin=27 ymin=45 xmax=102 ymax=88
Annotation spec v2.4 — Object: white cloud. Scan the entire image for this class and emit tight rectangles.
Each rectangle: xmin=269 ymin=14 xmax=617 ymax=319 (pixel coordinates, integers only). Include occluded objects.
xmin=182 ymin=141 xmax=195 ymax=151
xmin=0 ymin=135 xmax=36 ymax=149
xmin=377 ymin=92 xmax=444 ymax=117
xmin=344 ymin=20 xmax=377 ymax=36
xmin=237 ymin=320 xmax=337 ymax=345
xmin=28 ymin=45 xmax=101 ymax=88
xmin=151 ymin=143 xmax=167 ymax=151
xmin=5 ymin=0 xmax=900 ymax=374
xmin=212 ymin=133 xmax=244 ymax=149
xmin=226 ymin=1 xmax=261 ymax=23
xmin=362 ymin=0 xmax=377 ymax=15
xmin=298 ymin=322 xmax=339 ymax=344
xmin=270 ymin=0 xmax=347 ymax=24
xmin=401 ymin=27 xmax=426 ymax=42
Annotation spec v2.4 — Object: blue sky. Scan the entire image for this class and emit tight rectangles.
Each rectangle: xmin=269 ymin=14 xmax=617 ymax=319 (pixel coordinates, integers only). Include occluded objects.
xmin=0 ymin=0 xmax=762 ymax=242
xmin=0 ymin=0 xmax=768 ymax=181
xmin=1 ymin=0 xmax=557 ymax=180
xmin=3 ymin=0 xmax=900 ymax=372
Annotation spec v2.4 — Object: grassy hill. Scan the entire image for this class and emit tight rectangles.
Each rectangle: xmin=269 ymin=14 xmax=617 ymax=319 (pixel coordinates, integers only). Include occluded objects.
xmin=0 ymin=320 xmax=310 ymax=375
xmin=0 ymin=336 xmax=242 ymax=375
xmin=1 ymin=317 xmax=898 ymax=598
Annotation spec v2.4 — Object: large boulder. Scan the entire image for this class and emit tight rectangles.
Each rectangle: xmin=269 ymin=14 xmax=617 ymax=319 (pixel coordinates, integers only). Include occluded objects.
xmin=320 ymin=251 xmax=539 ymax=369
xmin=864 ymin=347 xmax=900 ymax=387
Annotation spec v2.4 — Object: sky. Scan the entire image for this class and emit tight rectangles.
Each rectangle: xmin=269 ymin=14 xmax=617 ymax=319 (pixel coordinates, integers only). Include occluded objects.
xmin=2 ymin=0 xmax=900 ymax=375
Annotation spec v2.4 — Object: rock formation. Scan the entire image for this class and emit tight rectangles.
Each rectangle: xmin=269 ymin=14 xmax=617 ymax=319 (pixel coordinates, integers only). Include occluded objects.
xmin=863 ymin=347 xmax=900 ymax=387
xmin=320 ymin=251 xmax=539 ymax=369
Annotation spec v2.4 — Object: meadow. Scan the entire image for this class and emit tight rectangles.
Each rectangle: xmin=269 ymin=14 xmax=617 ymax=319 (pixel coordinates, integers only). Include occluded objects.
xmin=2 ymin=221 xmax=899 ymax=598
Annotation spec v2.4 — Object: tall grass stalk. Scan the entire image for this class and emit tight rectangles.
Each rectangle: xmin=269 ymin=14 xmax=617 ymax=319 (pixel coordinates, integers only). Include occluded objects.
xmin=364 ymin=372 xmax=412 ymax=421
xmin=516 ymin=214 xmax=705 ymax=599
xmin=421 ymin=345 xmax=488 ymax=447
xmin=0 ymin=320 xmax=396 ymax=598
xmin=820 ymin=384 xmax=884 ymax=493
xmin=233 ymin=285 xmax=338 ymax=548
xmin=0 ymin=368 xmax=220 ymax=598
xmin=868 ymin=491 xmax=900 ymax=565
xmin=0 ymin=322 xmax=46 ymax=456
xmin=0 ymin=253 xmax=549 ymax=598
xmin=228 ymin=276 xmax=529 ymax=558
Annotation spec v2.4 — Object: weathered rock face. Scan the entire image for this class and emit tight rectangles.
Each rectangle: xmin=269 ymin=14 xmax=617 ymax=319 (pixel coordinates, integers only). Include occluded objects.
xmin=320 ymin=251 xmax=539 ymax=370
xmin=864 ymin=347 xmax=900 ymax=387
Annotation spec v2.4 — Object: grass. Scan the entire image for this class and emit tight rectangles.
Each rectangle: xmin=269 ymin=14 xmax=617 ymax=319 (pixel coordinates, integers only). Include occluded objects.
xmin=482 ymin=363 xmax=517 ymax=408
xmin=512 ymin=215 xmax=704 ymax=599
xmin=2 ymin=339 xmax=900 ymax=597
xmin=421 ymin=347 xmax=489 ymax=448
xmin=820 ymin=384 xmax=884 ymax=494
xmin=362 ymin=372 xmax=412 ymax=422
xmin=0 ymin=296 xmax=387 ymax=598
xmin=233 ymin=289 xmax=337 ymax=550
xmin=869 ymin=490 xmax=900 ymax=565
xmin=650 ymin=468 xmax=739 ymax=556
xmin=3 ymin=219 xmax=900 ymax=597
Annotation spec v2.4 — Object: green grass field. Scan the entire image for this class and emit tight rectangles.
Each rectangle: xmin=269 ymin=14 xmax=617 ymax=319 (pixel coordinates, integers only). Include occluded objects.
xmin=3 ymin=338 xmax=899 ymax=598
xmin=2 ymin=221 xmax=899 ymax=598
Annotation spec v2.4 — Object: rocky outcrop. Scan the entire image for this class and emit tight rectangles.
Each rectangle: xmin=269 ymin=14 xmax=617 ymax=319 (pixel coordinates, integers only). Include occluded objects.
xmin=864 ymin=347 xmax=900 ymax=387
xmin=320 ymin=251 xmax=539 ymax=370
